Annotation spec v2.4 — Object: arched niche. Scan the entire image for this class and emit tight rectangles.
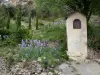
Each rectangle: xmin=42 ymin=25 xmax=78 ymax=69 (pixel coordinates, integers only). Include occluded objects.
xmin=73 ymin=19 xmax=81 ymax=29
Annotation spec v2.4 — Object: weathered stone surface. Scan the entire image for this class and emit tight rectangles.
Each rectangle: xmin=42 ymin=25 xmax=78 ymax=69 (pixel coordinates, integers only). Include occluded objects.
xmin=57 ymin=63 xmax=78 ymax=75
xmin=66 ymin=12 xmax=87 ymax=60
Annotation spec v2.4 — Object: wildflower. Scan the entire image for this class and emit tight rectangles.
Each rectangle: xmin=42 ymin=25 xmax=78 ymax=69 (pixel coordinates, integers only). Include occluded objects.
xmin=3 ymin=35 xmax=8 ymax=38
xmin=35 ymin=46 xmax=37 ymax=48
xmin=26 ymin=39 xmax=28 ymax=43
xmin=21 ymin=39 xmax=26 ymax=48
xmin=26 ymin=53 xmax=28 ymax=57
xmin=40 ymin=43 xmax=44 ymax=47
xmin=33 ymin=39 xmax=38 ymax=44
xmin=43 ymin=57 xmax=46 ymax=59
xmin=40 ymin=47 xmax=43 ymax=51
xmin=30 ymin=40 xmax=33 ymax=44
xmin=37 ymin=57 xmax=42 ymax=62
xmin=28 ymin=44 xmax=30 ymax=47
xmin=29 ymin=40 xmax=33 ymax=47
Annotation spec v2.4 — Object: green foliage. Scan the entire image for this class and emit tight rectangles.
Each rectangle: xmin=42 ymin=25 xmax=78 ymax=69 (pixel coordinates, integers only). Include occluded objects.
xmin=38 ymin=20 xmax=44 ymax=26
xmin=16 ymin=28 xmax=32 ymax=42
xmin=36 ymin=0 xmax=100 ymax=21
xmin=0 ymin=5 xmax=9 ymax=38
xmin=16 ymin=4 xmax=22 ymax=29
xmin=32 ymin=23 xmax=68 ymax=62
xmin=0 ymin=5 xmax=8 ymax=28
xmin=0 ymin=37 xmax=17 ymax=47
xmin=22 ymin=17 xmax=28 ymax=23
xmin=18 ymin=47 xmax=42 ymax=61
xmin=0 ymin=32 xmax=17 ymax=47
xmin=35 ymin=0 xmax=64 ymax=19
xmin=33 ymin=24 xmax=66 ymax=41
xmin=59 ymin=43 xmax=69 ymax=60
xmin=18 ymin=46 xmax=68 ymax=68
xmin=0 ymin=47 xmax=20 ymax=68
xmin=87 ymin=24 xmax=100 ymax=50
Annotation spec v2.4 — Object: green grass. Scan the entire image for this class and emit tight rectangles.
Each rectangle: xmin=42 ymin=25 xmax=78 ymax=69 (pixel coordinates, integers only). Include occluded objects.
xmin=32 ymin=24 xmax=66 ymax=41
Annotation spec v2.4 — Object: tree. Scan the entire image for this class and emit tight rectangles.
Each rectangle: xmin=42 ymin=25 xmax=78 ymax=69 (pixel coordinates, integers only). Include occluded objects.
xmin=35 ymin=0 xmax=61 ymax=29
xmin=16 ymin=4 xmax=22 ymax=30
xmin=27 ymin=0 xmax=33 ymax=29
xmin=0 ymin=5 xmax=8 ymax=40
xmin=35 ymin=0 xmax=61 ymax=19
xmin=35 ymin=0 xmax=100 ymax=22
xmin=34 ymin=0 xmax=39 ymax=30
xmin=6 ymin=8 xmax=10 ymax=29
xmin=62 ymin=0 xmax=100 ymax=21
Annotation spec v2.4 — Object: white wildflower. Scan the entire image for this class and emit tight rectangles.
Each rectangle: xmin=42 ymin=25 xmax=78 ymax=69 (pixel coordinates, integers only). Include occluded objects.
xmin=37 ymin=57 xmax=42 ymax=62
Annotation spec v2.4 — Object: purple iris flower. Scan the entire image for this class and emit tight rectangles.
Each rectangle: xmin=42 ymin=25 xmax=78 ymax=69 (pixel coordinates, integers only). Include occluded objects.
xmin=26 ymin=39 xmax=28 ymax=43
xmin=3 ymin=35 xmax=8 ymax=38
xmin=21 ymin=39 xmax=26 ymax=48
xmin=29 ymin=40 xmax=33 ymax=47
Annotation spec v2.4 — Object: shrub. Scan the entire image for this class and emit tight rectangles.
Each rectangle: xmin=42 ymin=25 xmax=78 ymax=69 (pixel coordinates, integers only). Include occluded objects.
xmin=18 ymin=47 xmax=62 ymax=68
xmin=16 ymin=28 xmax=32 ymax=43
xmin=0 ymin=38 xmax=17 ymax=47
xmin=87 ymin=24 xmax=100 ymax=50
xmin=0 ymin=33 xmax=17 ymax=47
xmin=17 ymin=39 xmax=68 ymax=68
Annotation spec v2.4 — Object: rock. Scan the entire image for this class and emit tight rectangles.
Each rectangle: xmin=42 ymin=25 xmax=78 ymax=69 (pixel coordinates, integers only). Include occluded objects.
xmin=40 ymin=72 xmax=48 ymax=75
xmin=48 ymin=72 xmax=53 ymax=75
xmin=57 ymin=63 xmax=77 ymax=75
xmin=54 ymin=70 xmax=59 ymax=74
xmin=36 ymin=63 xmax=43 ymax=74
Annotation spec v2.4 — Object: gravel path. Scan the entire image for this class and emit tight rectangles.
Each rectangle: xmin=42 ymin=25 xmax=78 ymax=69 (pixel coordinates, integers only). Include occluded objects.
xmin=0 ymin=57 xmax=7 ymax=75
xmin=0 ymin=57 xmax=100 ymax=75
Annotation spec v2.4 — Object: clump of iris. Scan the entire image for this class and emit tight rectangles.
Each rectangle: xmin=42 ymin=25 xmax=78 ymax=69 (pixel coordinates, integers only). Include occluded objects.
xmin=21 ymin=39 xmax=48 ymax=48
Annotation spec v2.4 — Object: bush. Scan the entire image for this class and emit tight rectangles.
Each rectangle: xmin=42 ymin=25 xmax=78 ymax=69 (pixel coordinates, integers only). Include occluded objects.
xmin=0 ymin=38 xmax=17 ymax=47
xmin=18 ymin=45 xmax=68 ymax=68
xmin=87 ymin=24 xmax=100 ymax=50
xmin=0 ymin=33 xmax=17 ymax=47
xmin=16 ymin=28 xmax=32 ymax=43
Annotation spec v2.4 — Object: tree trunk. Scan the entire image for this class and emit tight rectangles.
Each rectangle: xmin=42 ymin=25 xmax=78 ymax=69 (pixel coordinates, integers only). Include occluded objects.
xmin=82 ymin=0 xmax=92 ymax=23
xmin=87 ymin=11 xmax=92 ymax=23
xmin=7 ymin=12 xmax=10 ymax=29
xmin=36 ymin=13 xmax=39 ymax=30
xmin=16 ymin=5 xmax=21 ymax=30
xmin=29 ymin=11 xmax=32 ymax=29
